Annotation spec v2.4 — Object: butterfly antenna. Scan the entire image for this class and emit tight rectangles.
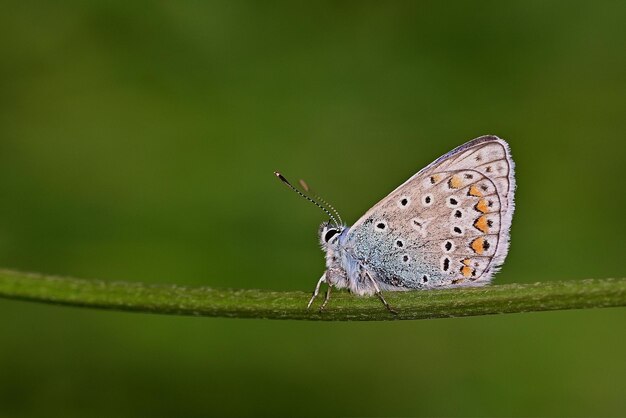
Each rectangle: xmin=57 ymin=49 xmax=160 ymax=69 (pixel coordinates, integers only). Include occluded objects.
xmin=299 ymin=179 xmax=344 ymax=226
xmin=274 ymin=172 xmax=340 ymax=226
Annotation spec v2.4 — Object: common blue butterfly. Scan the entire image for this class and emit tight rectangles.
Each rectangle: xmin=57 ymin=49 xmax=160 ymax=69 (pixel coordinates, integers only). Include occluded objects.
xmin=277 ymin=135 xmax=515 ymax=312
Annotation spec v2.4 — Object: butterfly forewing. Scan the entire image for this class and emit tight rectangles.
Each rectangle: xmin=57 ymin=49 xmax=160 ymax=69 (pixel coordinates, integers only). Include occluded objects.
xmin=345 ymin=136 xmax=515 ymax=289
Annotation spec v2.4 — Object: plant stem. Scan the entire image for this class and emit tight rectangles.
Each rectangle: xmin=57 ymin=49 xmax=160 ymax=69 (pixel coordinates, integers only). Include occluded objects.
xmin=0 ymin=269 xmax=624 ymax=321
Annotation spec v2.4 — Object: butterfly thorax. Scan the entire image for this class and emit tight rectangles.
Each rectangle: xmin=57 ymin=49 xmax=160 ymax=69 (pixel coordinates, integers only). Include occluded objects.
xmin=320 ymin=222 xmax=380 ymax=296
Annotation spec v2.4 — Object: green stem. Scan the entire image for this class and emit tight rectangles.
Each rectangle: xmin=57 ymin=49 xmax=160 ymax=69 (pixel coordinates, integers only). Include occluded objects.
xmin=0 ymin=269 xmax=623 ymax=321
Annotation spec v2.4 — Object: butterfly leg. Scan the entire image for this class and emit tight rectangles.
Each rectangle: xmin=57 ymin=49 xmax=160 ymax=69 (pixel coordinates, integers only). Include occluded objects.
xmin=307 ymin=273 xmax=326 ymax=309
xmin=319 ymin=285 xmax=332 ymax=312
xmin=365 ymin=271 xmax=397 ymax=314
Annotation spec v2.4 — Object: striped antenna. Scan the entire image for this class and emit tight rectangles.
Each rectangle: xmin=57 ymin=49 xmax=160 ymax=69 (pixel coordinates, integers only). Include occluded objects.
xmin=298 ymin=179 xmax=344 ymax=226
xmin=274 ymin=172 xmax=340 ymax=226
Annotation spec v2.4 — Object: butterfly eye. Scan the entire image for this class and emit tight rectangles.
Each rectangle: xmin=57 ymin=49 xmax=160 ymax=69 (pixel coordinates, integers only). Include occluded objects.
xmin=324 ymin=229 xmax=339 ymax=242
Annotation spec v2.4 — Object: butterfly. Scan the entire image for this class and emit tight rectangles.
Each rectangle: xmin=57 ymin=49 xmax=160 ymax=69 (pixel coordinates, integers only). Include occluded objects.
xmin=276 ymin=135 xmax=515 ymax=313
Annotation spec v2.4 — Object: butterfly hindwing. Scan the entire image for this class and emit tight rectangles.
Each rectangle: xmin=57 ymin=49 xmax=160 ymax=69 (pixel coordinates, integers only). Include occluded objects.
xmin=345 ymin=135 xmax=515 ymax=289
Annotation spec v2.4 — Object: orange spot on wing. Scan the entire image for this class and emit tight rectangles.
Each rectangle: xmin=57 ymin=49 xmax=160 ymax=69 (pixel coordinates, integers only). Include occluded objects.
xmin=462 ymin=258 xmax=471 ymax=266
xmin=474 ymin=215 xmax=489 ymax=233
xmin=471 ymin=237 xmax=485 ymax=254
xmin=461 ymin=265 xmax=473 ymax=278
xmin=468 ymin=185 xmax=483 ymax=197
xmin=475 ymin=199 xmax=489 ymax=213
xmin=448 ymin=175 xmax=462 ymax=189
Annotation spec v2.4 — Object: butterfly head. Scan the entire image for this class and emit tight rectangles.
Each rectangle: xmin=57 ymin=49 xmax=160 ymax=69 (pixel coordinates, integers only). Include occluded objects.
xmin=319 ymin=221 xmax=345 ymax=249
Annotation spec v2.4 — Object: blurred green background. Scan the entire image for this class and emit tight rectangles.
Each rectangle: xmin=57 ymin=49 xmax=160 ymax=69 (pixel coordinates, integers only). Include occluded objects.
xmin=1 ymin=1 xmax=625 ymax=417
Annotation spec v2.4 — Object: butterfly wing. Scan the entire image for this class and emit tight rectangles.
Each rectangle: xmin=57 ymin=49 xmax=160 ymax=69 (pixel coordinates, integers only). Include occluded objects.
xmin=344 ymin=135 xmax=515 ymax=289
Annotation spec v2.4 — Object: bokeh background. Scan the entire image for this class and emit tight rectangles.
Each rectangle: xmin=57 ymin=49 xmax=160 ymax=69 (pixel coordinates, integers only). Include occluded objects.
xmin=1 ymin=1 xmax=625 ymax=417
